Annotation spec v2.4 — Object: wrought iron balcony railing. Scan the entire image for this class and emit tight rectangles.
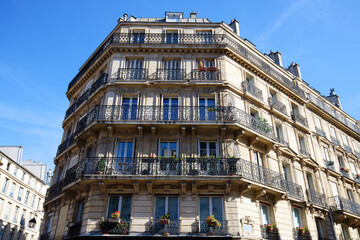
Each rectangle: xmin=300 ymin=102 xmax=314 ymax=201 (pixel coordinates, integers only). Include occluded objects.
xmin=291 ymin=111 xmax=308 ymax=128
xmin=242 ymin=81 xmax=263 ymax=101
xmin=285 ymin=180 xmax=304 ymax=201
xmin=331 ymin=136 xmax=341 ymax=146
xmin=61 ymin=157 xmax=287 ymax=193
xmin=340 ymin=168 xmax=352 ymax=179
xmin=306 ymin=189 xmax=327 ymax=208
xmin=293 ymin=228 xmax=311 ymax=240
xmin=268 ymin=97 xmax=287 ymax=115
xmin=198 ymin=220 xmax=228 ymax=236
xmin=73 ymin=105 xmax=275 ymax=139
xmin=315 ymin=127 xmax=326 ymax=138
xmin=39 ymin=233 xmax=50 ymax=240
xmin=329 ymin=195 xmax=360 ymax=216
xmin=117 ymin=68 xmax=148 ymax=81
xmin=191 ymin=69 xmax=221 ymax=81
xmin=46 ymin=179 xmax=64 ymax=202
xmin=344 ymin=144 xmax=353 ymax=153
xmin=156 ymin=69 xmax=186 ymax=81
xmin=152 ymin=219 xmax=180 ymax=235
xmin=277 ymin=137 xmax=289 ymax=147
xmin=65 ymin=73 xmax=108 ymax=119
xmin=325 ymin=160 xmax=336 ymax=172
xmin=260 ymin=225 xmax=280 ymax=240
xmin=56 ymin=134 xmax=75 ymax=157
xmin=67 ymin=221 xmax=82 ymax=238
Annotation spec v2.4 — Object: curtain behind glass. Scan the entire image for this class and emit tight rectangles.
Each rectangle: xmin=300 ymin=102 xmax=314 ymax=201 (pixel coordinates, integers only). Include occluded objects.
xmin=155 ymin=197 xmax=166 ymax=220
xmin=121 ymin=196 xmax=132 ymax=220
xmin=168 ymin=197 xmax=178 ymax=220
xmin=199 ymin=197 xmax=210 ymax=220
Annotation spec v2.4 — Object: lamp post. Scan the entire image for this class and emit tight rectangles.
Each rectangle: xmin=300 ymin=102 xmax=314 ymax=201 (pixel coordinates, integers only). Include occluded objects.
xmin=28 ymin=218 xmax=36 ymax=228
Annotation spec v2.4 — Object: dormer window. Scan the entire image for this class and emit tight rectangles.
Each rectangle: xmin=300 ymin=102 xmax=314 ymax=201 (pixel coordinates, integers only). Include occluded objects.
xmin=165 ymin=12 xmax=183 ymax=22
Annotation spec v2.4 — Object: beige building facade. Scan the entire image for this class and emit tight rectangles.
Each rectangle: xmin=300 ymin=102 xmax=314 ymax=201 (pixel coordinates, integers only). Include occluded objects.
xmin=42 ymin=12 xmax=360 ymax=240
xmin=0 ymin=151 xmax=47 ymax=240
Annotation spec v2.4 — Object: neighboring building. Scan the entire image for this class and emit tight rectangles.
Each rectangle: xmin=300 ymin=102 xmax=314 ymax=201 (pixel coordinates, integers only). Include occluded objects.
xmin=21 ymin=160 xmax=51 ymax=184
xmin=0 ymin=146 xmax=23 ymax=164
xmin=42 ymin=12 xmax=360 ymax=240
xmin=0 ymin=151 xmax=48 ymax=240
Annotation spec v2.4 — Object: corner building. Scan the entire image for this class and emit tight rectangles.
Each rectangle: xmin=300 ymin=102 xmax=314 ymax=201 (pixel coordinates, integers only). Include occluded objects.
xmin=42 ymin=12 xmax=360 ymax=240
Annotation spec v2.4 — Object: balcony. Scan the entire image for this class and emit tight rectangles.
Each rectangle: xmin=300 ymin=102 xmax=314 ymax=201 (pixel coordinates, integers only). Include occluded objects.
xmin=353 ymin=173 xmax=360 ymax=184
xmin=261 ymin=225 xmax=280 ymax=240
xmin=340 ymin=168 xmax=352 ymax=179
xmin=156 ymin=69 xmax=186 ymax=81
xmin=65 ymin=73 xmax=108 ymax=119
xmin=329 ymin=195 xmax=360 ymax=216
xmin=198 ymin=220 xmax=228 ymax=236
xmin=67 ymin=221 xmax=82 ymax=238
xmin=191 ymin=68 xmax=221 ymax=81
xmin=291 ymin=112 xmax=308 ymax=128
xmin=306 ymin=189 xmax=327 ymax=208
xmin=99 ymin=219 xmax=130 ymax=235
xmin=242 ymin=81 xmax=263 ymax=101
xmin=46 ymin=179 xmax=64 ymax=202
xmin=331 ymin=136 xmax=341 ymax=146
xmin=285 ymin=180 xmax=304 ymax=201
xmin=117 ymin=68 xmax=148 ymax=81
xmin=269 ymin=97 xmax=287 ymax=115
xmin=73 ymin=105 xmax=275 ymax=139
xmin=315 ymin=127 xmax=326 ymax=138
xmin=300 ymin=148 xmax=310 ymax=157
xmin=325 ymin=160 xmax=336 ymax=172
xmin=56 ymin=134 xmax=75 ymax=157
xmin=277 ymin=137 xmax=289 ymax=147
xmin=152 ymin=219 xmax=180 ymax=236
xmin=293 ymin=228 xmax=311 ymax=240
xmin=344 ymin=144 xmax=353 ymax=154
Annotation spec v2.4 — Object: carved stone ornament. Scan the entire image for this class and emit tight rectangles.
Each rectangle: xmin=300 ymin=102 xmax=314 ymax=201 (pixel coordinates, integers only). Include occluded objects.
xmin=240 ymin=216 xmax=255 ymax=237
xmin=280 ymin=155 xmax=292 ymax=165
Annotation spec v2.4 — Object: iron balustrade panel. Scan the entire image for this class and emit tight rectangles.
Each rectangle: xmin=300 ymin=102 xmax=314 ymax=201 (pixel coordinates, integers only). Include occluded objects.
xmin=184 ymin=158 xmax=227 ymax=176
xmin=67 ymin=221 xmax=82 ymax=238
xmin=329 ymin=196 xmax=360 ymax=215
xmin=291 ymin=112 xmax=308 ymax=128
xmin=46 ymin=179 xmax=64 ymax=201
xmin=76 ymin=89 xmax=90 ymax=107
xmin=277 ymin=137 xmax=289 ymax=147
xmin=242 ymin=81 xmax=263 ymax=100
xmin=107 ymin=219 xmax=131 ymax=234
xmin=325 ymin=160 xmax=336 ymax=172
xmin=63 ymin=160 xmax=86 ymax=187
xmin=306 ymin=189 xmax=327 ymax=208
xmin=198 ymin=220 xmax=228 ymax=235
xmin=156 ymin=69 xmax=186 ymax=81
xmin=353 ymin=174 xmax=360 ymax=184
xmin=315 ymin=127 xmax=326 ymax=138
xmin=331 ymin=136 xmax=341 ymax=146
xmin=293 ymin=229 xmax=311 ymax=240
xmin=90 ymin=73 xmax=108 ymax=95
xmin=260 ymin=225 xmax=280 ymax=240
xmin=191 ymin=69 xmax=221 ymax=81
xmin=344 ymin=144 xmax=353 ymax=153
xmin=269 ymin=97 xmax=287 ymax=115
xmin=84 ymin=157 xmax=136 ymax=175
xmin=56 ymin=134 xmax=74 ymax=157
xmin=117 ymin=68 xmax=148 ymax=81
xmin=238 ymin=159 xmax=286 ymax=191
xmin=65 ymin=103 xmax=76 ymax=119
xmin=340 ymin=169 xmax=352 ymax=179
xmin=285 ymin=180 xmax=304 ymax=200
xmin=153 ymin=219 xmax=180 ymax=235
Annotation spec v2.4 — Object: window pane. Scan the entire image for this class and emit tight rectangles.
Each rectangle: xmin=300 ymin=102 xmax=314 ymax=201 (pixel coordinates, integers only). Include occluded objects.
xmin=168 ymin=197 xmax=178 ymax=220
xmin=212 ymin=197 xmax=223 ymax=221
xmin=155 ymin=197 xmax=166 ymax=220
xmin=107 ymin=196 xmax=119 ymax=218
xmin=121 ymin=196 xmax=132 ymax=220
xmin=199 ymin=197 xmax=210 ymax=220
xmin=292 ymin=208 xmax=301 ymax=228
xmin=260 ymin=205 xmax=270 ymax=225
xmin=161 ymin=143 xmax=168 ymax=157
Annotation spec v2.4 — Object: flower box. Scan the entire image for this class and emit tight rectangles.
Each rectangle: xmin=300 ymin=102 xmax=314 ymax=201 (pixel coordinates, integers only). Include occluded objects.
xmin=199 ymin=67 xmax=207 ymax=71
xmin=159 ymin=219 xmax=170 ymax=225
xmin=208 ymin=67 xmax=217 ymax=71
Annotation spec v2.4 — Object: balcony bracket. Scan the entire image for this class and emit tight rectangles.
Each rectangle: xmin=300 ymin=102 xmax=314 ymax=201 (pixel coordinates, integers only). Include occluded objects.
xmin=239 ymin=184 xmax=252 ymax=196
xmin=182 ymin=127 xmax=186 ymax=137
xmin=192 ymin=127 xmax=196 ymax=137
xmin=99 ymin=180 xmax=105 ymax=193
xmin=226 ymin=181 xmax=231 ymax=195
xmin=250 ymin=136 xmax=259 ymax=146
xmin=235 ymin=129 xmax=245 ymax=139
xmin=151 ymin=126 xmax=156 ymax=137
xmin=181 ymin=181 xmax=186 ymax=195
xmin=348 ymin=218 xmax=358 ymax=227
xmin=255 ymin=189 xmax=267 ymax=199
xmin=147 ymin=181 xmax=152 ymax=194
xmin=138 ymin=126 xmax=143 ymax=137
xmin=192 ymin=181 xmax=197 ymax=195
xmin=133 ymin=181 xmax=139 ymax=194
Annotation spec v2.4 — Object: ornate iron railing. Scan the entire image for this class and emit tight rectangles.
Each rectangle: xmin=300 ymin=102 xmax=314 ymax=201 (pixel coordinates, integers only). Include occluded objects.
xmin=269 ymin=97 xmax=287 ymax=115
xmin=46 ymin=179 xmax=64 ymax=202
xmin=198 ymin=220 xmax=228 ymax=235
xmin=293 ymin=228 xmax=311 ymax=240
xmin=65 ymin=73 xmax=108 ymax=119
xmin=306 ymin=189 xmax=327 ymax=208
xmin=277 ymin=137 xmax=289 ymax=147
xmin=117 ymin=68 xmax=148 ymax=81
xmin=340 ymin=168 xmax=352 ymax=179
xmin=152 ymin=219 xmax=180 ymax=235
xmin=329 ymin=195 xmax=360 ymax=216
xmin=39 ymin=233 xmax=50 ymax=240
xmin=242 ymin=81 xmax=263 ymax=101
xmin=191 ymin=69 xmax=221 ymax=81
xmin=291 ymin=112 xmax=308 ymax=128
xmin=344 ymin=144 xmax=353 ymax=154
xmin=67 ymin=221 xmax=82 ymax=238
xmin=156 ymin=69 xmax=186 ymax=81
xmin=63 ymin=160 xmax=87 ymax=187
xmin=56 ymin=134 xmax=75 ymax=157
xmin=285 ymin=180 xmax=304 ymax=200
xmin=260 ymin=225 xmax=280 ymax=240
xmin=325 ymin=160 xmax=336 ymax=172
xmin=331 ymin=136 xmax=341 ymax=146
xmin=315 ymin=127 xmax=326 ymax=138
xmin=73 ymin=105 xmax=275 ymax=139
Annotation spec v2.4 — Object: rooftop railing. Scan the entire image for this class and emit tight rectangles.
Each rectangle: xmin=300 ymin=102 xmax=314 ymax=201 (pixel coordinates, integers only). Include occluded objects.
xmin=269 ymin=97 xmax=287 ymax=115
xmin=156 ymin=69 xmax=186 ymax=81
xmin=242 ymin=81 xmax=263 ymax=101
xmin=329 ymin=195 xmax=360 ymax=216
xmin=306 ymin=189 xmax=327 ymax=208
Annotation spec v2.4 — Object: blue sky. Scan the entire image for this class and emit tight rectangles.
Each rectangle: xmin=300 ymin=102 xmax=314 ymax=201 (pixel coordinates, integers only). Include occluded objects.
xmin=0 ymin=0 xmax=359 ymax=171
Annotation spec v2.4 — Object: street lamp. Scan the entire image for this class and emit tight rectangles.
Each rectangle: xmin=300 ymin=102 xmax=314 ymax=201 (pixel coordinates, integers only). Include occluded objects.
xmin=28 ymin=218 xmax=36 ymax=228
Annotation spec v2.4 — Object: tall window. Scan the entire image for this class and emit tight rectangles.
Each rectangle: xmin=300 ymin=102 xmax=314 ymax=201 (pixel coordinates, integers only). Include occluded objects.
xmin=275 ymin=124 xmax=286 ymax=143
xmin=306 ymin=174 xmax=315 ymax=191
xmin=162 ymin=60 xmax=181 ymax=80
xmin=200 ymin=197 xmax=223 ymax=232
xmin=292 ymin=207 xmax=302 ymax=228
xmin=283 ymin=165 xmax=290 ymax=182
xmin=2 ymin=178 xmax=8 ymax=193
xmin=131 ymin=30 xmax=145 ymax=44
xmin=338 ymin=156 xmax=345 ymax=168
xmin=315 ymin=218 xmax=325 ymax=240
xmin=13 ymin=206 xmax=19 ymax=223
xmin=125 ymin=59 xmax=144 ymax=80
xmin=165 ymin=31 xmax=178 ymax=44
xmin=0 ymin=198 xmax=3 ymax=213
xmin=322 ymin=146 xmax=330 ymax=161
xmin=163 ymin=97 xmax=178 ymax=121
xmin=107 ymin=196 xmax=131 ymax=220
xmin=330 ymin=181 xmax=339 ymax=196
xmin=155 ymin=196 xmax=179 ymax=220
xmin=199 ymin=98 xmax=215 ymax=121
xmin=199 ymin=142 xmax=216 ymax=157
xmin=9 ymin=183 xmax=16 ymax=198
xmin=116 ymin=141 xmax=134 ymax=174
xmin=24 ymin=191 xmax=30 ymax=205
xmin=121 ymin=97 xmax=138 ymax=120
xmin=159 ymin=141 xmax=178 ymax=173
xmin=341 ymin=225 xmax=351 ymax=240
xmin=31 ymin=195 xmax=36 ymax=208
xmin=260 ymin=203 xmax=271 ymax=225
xmin=46 ymin=213 xmax=54 ymax=233
xmin=20 ymin=209 xmax=26 ymax=227
xmin=298 ymin=136 xmax=308 ymax=155
xmin=353 ymin=140 xmax=359 ymax=153
xmin=56 ymin=168 xmax=63 ymax=183
xmin=347 ymin=189 xmax=354 ymax=201
xmin=17 ymin=187 xmax=23 ymax=202
xmin=72 ymin=200 xmax=85 ymax=224
xmin=160 ymin=142 xmax=177 ymax=157
xmin=4 ymin=202 xmax=11 ymax=220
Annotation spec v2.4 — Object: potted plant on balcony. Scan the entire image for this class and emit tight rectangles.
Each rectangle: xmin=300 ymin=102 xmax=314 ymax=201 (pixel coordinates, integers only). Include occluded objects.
xmin=296 ymin=226 xmax=309 ymax=235
xmin=341 ymin=166 xmax=350 ymax=172
xmin=228 ymin=156 xmax=237 ymax=176
xmin=207 ymin=107 xmax=216 ymax=112
xmin=206 ymin=215 xmax=221 ymax=235
xmin=265 ymin=224 xmax=277 ymax=232
xmin=99 ymin=218 xmax=111 ymax=234
xmin=328 ymin=161 xmax=334 ymax=166
xmin=118 ymin=218 xmax=129 ymax=235
xmin=159 ymin=211 xmax=170 ymax=225
xmin=257 ymin=116 xmax=271 ymax=133
xmin=97 ymin=157 xmax=106 ymax=174
xmin=109 ymin=211 xmax=120 ymax=222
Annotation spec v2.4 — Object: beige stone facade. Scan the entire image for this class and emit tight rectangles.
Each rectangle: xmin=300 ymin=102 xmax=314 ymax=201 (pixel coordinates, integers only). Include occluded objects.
xmin=42 ymin=12 xmax=360 ymax=240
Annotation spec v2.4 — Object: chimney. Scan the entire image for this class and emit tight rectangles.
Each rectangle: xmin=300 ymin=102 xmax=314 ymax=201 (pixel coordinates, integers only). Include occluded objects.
xmin=326 ymin=88 xmax=342 ymax=109
xmin=268 ymin=50 xmax=283 ymax=67
xmin=190 ymin=12 xmax=197 ymax=19
xmin=229 ymin=19 xmax=240 ymax=36
xmin=123 ymin=13 xmax=128 ymax=21
xmin=288 ymin=62 xmax=302 ymax=78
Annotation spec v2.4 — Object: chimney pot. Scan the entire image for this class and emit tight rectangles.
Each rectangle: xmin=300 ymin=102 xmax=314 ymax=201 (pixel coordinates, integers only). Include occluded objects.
xmin=123 ymin=13 xmax=128 ymax=21
xmin=268 ymin=51 xmax=282 ymax=67
xmin=288 ymin=63 xmax=302 ymax=78
xmin=229 ymin=19 xmax=240 ymax=37
xmin=190 ymin=12 xmax=197 ymax=19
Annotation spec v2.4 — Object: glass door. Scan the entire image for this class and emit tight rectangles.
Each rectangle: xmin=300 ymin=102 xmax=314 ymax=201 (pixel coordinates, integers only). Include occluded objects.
xmin=253 ymin=151 xmax=264 ymax=181
xmin=163 ymin=98 xmax=178 ymax=121
xmin=121 ymin=98 xmax=138 ymax=120
xmin=260 ymin=204 xmax=270 ymax=225
xmin=116 ymin=141 xmax=134 ymax=174
xmin=163 ymin=60 xmax=180 ymax=80
xmin=125 ymin=59 xmax=144 ymax=80
xmin=199 ymin=142 xmax=219 ymax=175
xmin=132 ymin=31 xmax=145 ymax=44
xmin=199 ymin=98 xmax=215 ymax=121
xmin=154 ymin=196 xmax=179 ymax=234
xmin=199 ymin=197 xmax=223 ymax=233
xmin=292 ymin=207 xmax=302 ymax=228
xmin=159 ymin=141 xmax=178 ymax=174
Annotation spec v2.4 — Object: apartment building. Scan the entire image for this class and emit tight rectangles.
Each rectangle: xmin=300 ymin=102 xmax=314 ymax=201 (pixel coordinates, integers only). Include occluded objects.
xmin=41 ymin=12 xmax=360 ymax=240
xmin=0 ymin=151 xmax=47 ymax=240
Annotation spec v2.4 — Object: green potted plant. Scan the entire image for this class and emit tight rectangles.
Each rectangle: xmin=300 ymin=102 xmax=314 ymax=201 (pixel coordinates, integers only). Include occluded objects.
xmin=265 ymin=224 xmax=277 ymax=232
xmin=206 ymin=215 xmax=221 ymax=235
xmin=296 ymin=226 xmax=309 ymax=235
xmin=257 ymin=116 xmax=271 ymax=133
xmin=118 ymin=218 xmax=129 ymax=235
xmin=159 ymin=211 xmax=170 ymax=225
xmin=97 ymin=158 xmax=106 ymax=174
